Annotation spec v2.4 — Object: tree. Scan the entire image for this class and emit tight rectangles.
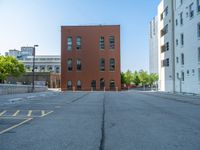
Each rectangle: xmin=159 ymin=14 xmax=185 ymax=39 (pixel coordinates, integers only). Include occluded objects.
xmin=148 ymin=73 xmax=159 ymax=88
xmin=138 ymin=70 xmax=149 ymax=90
xmin=0 ymin=56 xmax=25 ymax=83
xmin=132 ymin=71 xmax=140 ymax=86
xmin=121 ymin=72 xmax=126 ymax=84
xmin=125 ymin=70 xmax=133 ymax=85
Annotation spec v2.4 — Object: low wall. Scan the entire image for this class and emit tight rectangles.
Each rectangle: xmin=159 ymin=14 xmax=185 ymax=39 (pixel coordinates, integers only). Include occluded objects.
xmin=0 ymin=84 xmax=48 ymax=95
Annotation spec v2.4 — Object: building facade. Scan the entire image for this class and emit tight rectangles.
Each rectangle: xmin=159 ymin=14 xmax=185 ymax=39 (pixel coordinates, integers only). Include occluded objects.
xmin=149 ymin=16 xmax=159 ymax=74
xmin=150 ymin=0 xmax=200 ymax=94
xmin=61 ymin=25 xmax=121 ymax=91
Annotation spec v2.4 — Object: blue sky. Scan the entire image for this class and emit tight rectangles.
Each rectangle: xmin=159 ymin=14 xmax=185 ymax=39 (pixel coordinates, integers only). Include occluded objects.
xmin=0 ymin=0 xmax=160 ymax=72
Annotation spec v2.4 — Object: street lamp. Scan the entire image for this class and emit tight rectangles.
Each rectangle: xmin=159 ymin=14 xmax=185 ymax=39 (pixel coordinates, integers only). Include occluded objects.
xmin=32 ymin=45 xmax=39 ymax=92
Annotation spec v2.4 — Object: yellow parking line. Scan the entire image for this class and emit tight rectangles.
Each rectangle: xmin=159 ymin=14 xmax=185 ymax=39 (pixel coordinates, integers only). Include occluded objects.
xmin=0 ymin=111 xmax=7 ymax=116
xmin=12 ymin=110 xmax=20 ymax=116
xmin=27 ymin=110 xmax=32 ymax=117
xmin=41 ymin=110 xmax=45 ymax=117
xmin=0 ymin=118 xmax=32 ymax=135
xmin=41 ymin=111 xmax=53 ymax=117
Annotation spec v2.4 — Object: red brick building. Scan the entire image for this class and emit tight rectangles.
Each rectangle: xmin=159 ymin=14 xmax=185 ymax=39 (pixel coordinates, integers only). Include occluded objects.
xmin=61 ymin=25 xmax=121 ymax=91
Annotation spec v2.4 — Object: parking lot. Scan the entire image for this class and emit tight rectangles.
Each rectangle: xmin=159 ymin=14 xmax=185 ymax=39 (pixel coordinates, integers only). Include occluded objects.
xmin=0 ymin=90 xmax=200 ymax=150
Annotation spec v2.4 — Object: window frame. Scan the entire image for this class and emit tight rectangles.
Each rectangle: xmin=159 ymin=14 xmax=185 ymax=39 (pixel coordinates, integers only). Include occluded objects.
xmin=67 ymin=36 xmax=72 ymax=51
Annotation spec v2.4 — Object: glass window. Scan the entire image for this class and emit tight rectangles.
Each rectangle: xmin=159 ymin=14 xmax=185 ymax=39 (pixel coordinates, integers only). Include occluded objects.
xmin=76 ymin=36 xmax=81 ymax=50
xmin=198 ymin=47 xmax=200 ymax=62
xmin=77 ymin=80 xmax=81 ymax=90
xmin=109 ymin=58 xmax=115 ymax=71
xmin=67 ymin=37 xmax=72 ymax=51
xmin=181 ymin=53 xmax=184 ymax=65
xmin=198 ymin=0 xmax=200 ymax=12
xmin=198 ymin=23 xmax=200 ymax=38
xmin=161 ymin=24 xmax=168 ymax=37
xmin=99 ymin=58 xmax=105 ymax=71
xmin=181 ymin=71 xmax=185 ymax=81
xmin=77 ymin=59 xmax=82 ymax=71
xmin=110 ymin=80 xmax=115 ymax=90
xmin=162 ymin=58 xmax=169 ymax=67
xmin=67 ymin=59 xmax=72 ymax=71
xmin=67 ymin=80 xmax=72 ymax=90
xmin=180 ymin=12 xmax=183 ymax=25
xmin=198 ymin=68 xmax=200 ymax=81
xmin=189 ymin=3 xmax=194 ymax=18
xmin=181 ymin=33 xmax=184 ymax=46
xmin=109 ymin=36 xmax=115 ymax=49
xmin=99 ymin=37 xmax=105 ymax=50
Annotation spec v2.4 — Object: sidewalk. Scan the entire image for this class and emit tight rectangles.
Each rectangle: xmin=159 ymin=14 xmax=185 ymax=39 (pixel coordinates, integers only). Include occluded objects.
xmin=0 ymin=90 xmax=61 ymax=105
xmin=133 ymin=90 xmax=200 ymax=105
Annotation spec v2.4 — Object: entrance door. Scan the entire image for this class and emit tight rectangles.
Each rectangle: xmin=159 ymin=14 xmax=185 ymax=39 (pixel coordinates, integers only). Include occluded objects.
xmin=91 ymin=80 xmax=96 ymax=90
xmin=100 ymin=78 xmax=105 ymax=90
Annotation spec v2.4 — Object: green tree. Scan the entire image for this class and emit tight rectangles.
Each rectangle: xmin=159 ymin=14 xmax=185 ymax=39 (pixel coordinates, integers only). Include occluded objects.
xmin=132 ymin=71 xmax=140 ymax=86
xmin=148 ymin=73 xmax=159 ymax=88
xmin=0 ymin=56 xmax=25 ymax=83
xmin=138 ymin=70 xmax=149 ymax=90
xmin=121 ymin=72 xmax=126 ymax=84
xmin=125 ymin=70 xmax=133 ymax=85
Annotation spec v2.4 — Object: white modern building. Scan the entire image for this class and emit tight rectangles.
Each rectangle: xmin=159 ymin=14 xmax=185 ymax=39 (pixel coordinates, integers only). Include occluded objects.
xmin=5 ymin=47 xmax=61 ymax=73
xmin=150 ymin=0 xmax=200 ymax=94
xmin=149 ymin=16 xmax=159 ymax=74
xmin=22 ymin=55 xmax=60 ymax=73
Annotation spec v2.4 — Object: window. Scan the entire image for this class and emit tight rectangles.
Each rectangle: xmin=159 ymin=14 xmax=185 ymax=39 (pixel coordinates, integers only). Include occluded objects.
xmin=77 ymin=59 xmax=81 ymax=71
xmin=189 ymin=3 xmax=194 ymax=18
xmin=109 ymin=36 xmax=115 ymax=49
xmin=198 ymin=23 xmax=200 ymax=38
xmin=109 ymin=58 xmax=115 ymax=71
xmin=67 ymin=80 xmax=72 ymax=90
xmin=181 ymin=71 xmax=185 ymax=81
xmin=110 ymin=80 xmax=115 ymax=90
xmin=161 ymin=24 xmax=168 ymax=37
xmin=198 ymin=68 xmax=200 ymax=81
xmin=67 ymin=59 xmax=72 ymax=71
xmin=198 ymin=47 xmax=200 ymax=62
xmin=67 ymin=37 xmax=72 ymax=51
xmin=181 ymin=33 xmax=184 ymax=46
xmin=176 ymin=57 xmax=179 ymax=63
xmin=76 ymin=36 xmax=81 ymax=50
xmin=176 ymin=39 xmax=179 ymax=46
xmin=187 ymin=70 xmax=190 ymax=75
xmin=99 ymin=58 xmax=105 ymax=71
xmin=99 ymin=37 xmax=105 ymax=50
xmin=77 ymin=80 xmax=81 ymax=90
xmin=160 ymin=6 xmax=168 ymax=20
xmin=176 ymin=19 xmax=178 ymax=26
xmin=197 ymin=0 xmax=200 ymax=12
xmin=180 ymin=12 xmax=183 ymax=25
xmin=162 ymin=58 xmax=169 ymax=67
xmin=181 ymin=53 xmax=184 ymax=65
xmin=161 ymin=42 xmax=169 ymax=53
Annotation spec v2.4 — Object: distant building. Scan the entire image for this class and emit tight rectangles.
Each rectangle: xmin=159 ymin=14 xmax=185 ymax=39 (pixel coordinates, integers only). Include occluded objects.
xmin=61 ymin=25 xmax=121 ymax=91
xmin=21 ymin=55 xmax=61 ymax=73
xmin=150 ymin=0 xmax=200 ymax=94
xmin=5 ymin=49 xmax=21 ymax=58
xmin=5 ymin=47 xmax=61 ymax=73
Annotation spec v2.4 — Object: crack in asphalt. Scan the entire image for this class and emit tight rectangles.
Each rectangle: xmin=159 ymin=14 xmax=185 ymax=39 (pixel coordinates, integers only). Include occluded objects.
xmin=99 ymin=93 xmax=106 ymax=150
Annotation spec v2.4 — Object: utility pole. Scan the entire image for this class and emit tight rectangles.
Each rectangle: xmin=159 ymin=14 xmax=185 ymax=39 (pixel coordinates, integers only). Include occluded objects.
xmin=32 ymin=45 xmax=39 ymax=92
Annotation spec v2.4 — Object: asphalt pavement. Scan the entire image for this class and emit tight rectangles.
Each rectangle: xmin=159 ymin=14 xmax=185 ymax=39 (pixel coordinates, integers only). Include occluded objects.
xmin=0 ymin=90 xmax=200 ymax=150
